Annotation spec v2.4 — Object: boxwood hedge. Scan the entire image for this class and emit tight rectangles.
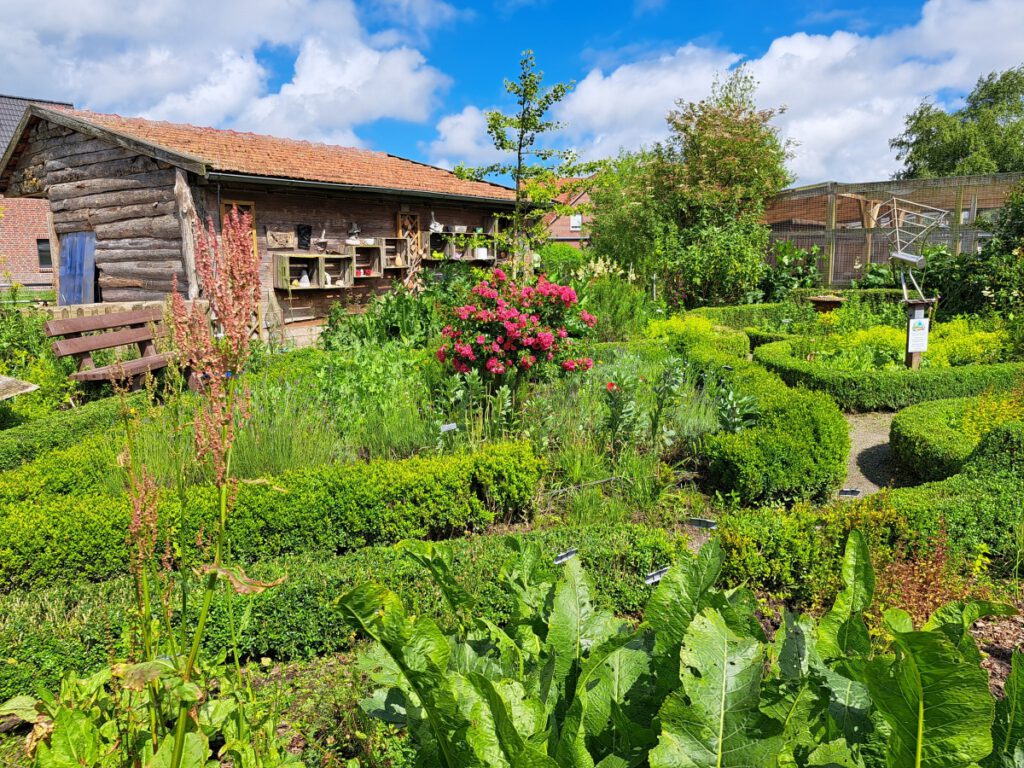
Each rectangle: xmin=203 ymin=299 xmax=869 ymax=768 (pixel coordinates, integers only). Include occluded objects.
xmin=684 ymin=345 xmax=849 ymax=504
xmin=716 ymin=466 xmax=1024 ymax=606
xmin=0 ymin=522 xmax=687 ymax=700
xmin=0 ymin=441 xmax=543 ymax=591
xmin=754 ymin=339 xmax=1024 ymax=411
xmin=889 ymin=397 xmax=972 ymax=482
xmin=0 ymin=394 xmax=137 ymax=471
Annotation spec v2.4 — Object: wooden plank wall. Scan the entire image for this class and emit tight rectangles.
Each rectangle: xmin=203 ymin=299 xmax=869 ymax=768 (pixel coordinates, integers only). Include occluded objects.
xmin=203 ymin=186 xmax=496 ymax=321
xmin=4 ymin=119 xmax=186 ymax=303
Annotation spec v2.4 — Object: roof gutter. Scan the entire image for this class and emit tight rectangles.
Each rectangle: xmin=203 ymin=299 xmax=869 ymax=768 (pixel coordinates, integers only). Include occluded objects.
xmin=205 ymin=171 xmax=517 ymax=206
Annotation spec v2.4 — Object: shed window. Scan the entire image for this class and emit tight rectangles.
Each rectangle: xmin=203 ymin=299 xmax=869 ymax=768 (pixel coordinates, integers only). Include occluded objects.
xmin=37 ymin=239 xmax=52 ymax=270
xmin=569 ymin=214 xmax=583 ymax=232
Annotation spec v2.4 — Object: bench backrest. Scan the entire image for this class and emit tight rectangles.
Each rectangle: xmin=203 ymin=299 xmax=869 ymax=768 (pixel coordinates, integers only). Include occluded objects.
xmin=44 ymin=308 xmax=165 ymax=362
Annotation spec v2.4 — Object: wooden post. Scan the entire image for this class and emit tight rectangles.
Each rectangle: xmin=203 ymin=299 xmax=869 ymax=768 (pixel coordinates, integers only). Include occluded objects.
xmin=46 ymin=208 xmax=60 ymax=300
xmin=825 ymin=190 xmax=837 ymax=286
xmin=951 ymin=184 xmax=964 ymax=257
xmin=173 ymin=169 xmax=199 ymax=299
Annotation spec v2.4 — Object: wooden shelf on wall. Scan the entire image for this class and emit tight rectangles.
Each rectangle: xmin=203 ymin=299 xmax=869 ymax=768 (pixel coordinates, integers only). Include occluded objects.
xmin=273 ymin=252 xmax=355 ymax=290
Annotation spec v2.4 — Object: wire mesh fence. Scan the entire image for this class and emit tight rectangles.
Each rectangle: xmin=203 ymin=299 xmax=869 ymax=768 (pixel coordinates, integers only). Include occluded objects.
xmin=764 ymin=172 xmax=1024 ymax=286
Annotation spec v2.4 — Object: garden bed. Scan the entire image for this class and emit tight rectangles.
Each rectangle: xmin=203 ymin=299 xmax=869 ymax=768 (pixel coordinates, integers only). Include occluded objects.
xmin=755 ymin=338 xmax=1024 ymax=411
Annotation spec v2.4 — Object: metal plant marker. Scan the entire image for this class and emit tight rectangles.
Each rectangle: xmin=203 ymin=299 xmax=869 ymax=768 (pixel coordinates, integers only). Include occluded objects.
xmin=645 ymin=566 xmax=670 ymax=586
xmin=553 ymin=548 xmax=577 ymax=565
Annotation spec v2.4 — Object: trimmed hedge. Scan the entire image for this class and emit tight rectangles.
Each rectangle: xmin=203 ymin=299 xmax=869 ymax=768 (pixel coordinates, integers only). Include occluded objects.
xmin=965 ymin=421 xmax=1024 ymax=475
xmin=889 ymin=398 xmax=972 ymax=482
xmin=0 ymin=523 xmax=688 ymax=700
xmin=0 ymin=394 xmax=134 ymax=471
xmin=690 ymin=303 xmax=788 ymax=331
xmin=790 ymin=287 xmax=905 ymax=308
xmin=754 ymin=339 xmax=1024 ymax=411
xmin=716 ymin=466 xmax=1024 ymax=606
xmin=0 ymin=442 xmax=543 ymax=591
xmin=745 ymin=329 xmax=793 ymax=349
xmin=716 ymin=497 xmax=911 ymax=609
xmin=684 ymin=345 xmax=849 ymax=504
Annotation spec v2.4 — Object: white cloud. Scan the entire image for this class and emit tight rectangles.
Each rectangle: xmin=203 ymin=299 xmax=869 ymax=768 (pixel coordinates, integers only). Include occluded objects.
xmin=425 ymin=105 xmax=507 ymax=169
xmin=556 ymin=44 xmax=739 ymax=158
xmin=429 ymin=0 xmax=1024 ymax=183
xmin=0 ymin=0 xmax=453 ymax=146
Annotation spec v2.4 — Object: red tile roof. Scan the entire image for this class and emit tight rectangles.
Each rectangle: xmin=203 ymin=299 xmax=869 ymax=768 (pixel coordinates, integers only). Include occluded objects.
xmin=46 ymin=108 xmax=516 ymax=203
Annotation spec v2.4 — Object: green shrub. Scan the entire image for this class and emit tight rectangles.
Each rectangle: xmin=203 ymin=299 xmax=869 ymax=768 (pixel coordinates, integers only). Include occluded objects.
xmin=745 ymin=328 xmax=793 ymax=349
xmin=671 ymin=219 xmax=769 ymax=307
xmin=879 ymin=470 xmax=1024 ymax=568
xmin=716 ymin=459 xmax=1024 ymax=604
xmin=537 ymin=242 xmax=588 ymax=281
xmin=715 ymin=498 xmax=910 ymax=608
xmin=789 ymin=287 xmax=905 ymax=308
xmin=755 ymin=339 xmax=1024 ymax=411
xmin=964 ymin=421 xmax=1024 ymax=475
xmin=690 ymin=302 xmax=788 ymax=330
xmin=760 ymin=240 xmax=821 ymax=301
xmin=647 ymin=314 xmax=751 ymax=357
xmin=321 ymin=285 xmax=441 ymax=350
xmin=0 ymin=394 xmax=135 ymax=471
xmin=577 ymin=274 xmax=652 ymax=341
xmin=685 ymin=345 xmax=849 ymax=504
xmin=0 ymin=432 xmax=122 ymax=504
xmin=0 ymin=442 xmax=544 ymax=591
xmin=0 ymin=522 xmax=688 ymax=700
xmin=889 ymin=398 xmax=973 ymax=482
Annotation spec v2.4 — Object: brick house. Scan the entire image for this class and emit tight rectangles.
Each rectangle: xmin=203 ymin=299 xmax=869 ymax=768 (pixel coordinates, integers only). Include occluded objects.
xmin=0 ymin=95 xmax=72 ymax=289
xmin=0 ymin=105 xmax=516 ymax=326
xmin=544 ymin=178 xmax=591 ymax=249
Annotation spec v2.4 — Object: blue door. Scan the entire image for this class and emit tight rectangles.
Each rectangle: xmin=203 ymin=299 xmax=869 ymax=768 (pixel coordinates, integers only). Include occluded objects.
xmin=58 ymin=231 xmax=97 ymax=305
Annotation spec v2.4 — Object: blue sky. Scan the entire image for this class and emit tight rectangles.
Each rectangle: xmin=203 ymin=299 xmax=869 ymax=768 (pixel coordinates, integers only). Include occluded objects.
xmin=2 ymin=0 xmax=1022 ymax=183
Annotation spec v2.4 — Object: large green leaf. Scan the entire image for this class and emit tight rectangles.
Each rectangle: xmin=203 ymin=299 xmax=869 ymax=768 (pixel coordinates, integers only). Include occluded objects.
xmin=338 ymin=583 xmax=476 ymax=768
xmin=923 ymin=600 xmax=1016 ymax=665
xmin=36 ymin=709 xmax=103 ymax=768
xmin=775 ymin=611 xmax=820 ymax=680
xmin=646 ymin=541 xmax=724 ymax=697
xmin=990 ymin=652 xmax=1024 ymax=766
xmin=147 ymin=731 xmax=209 ymax=768
xmin=818 ymin=532 xmax=874 ymax=661
xmin=400 ymin=540 xmax=477 ymax=622
xmin=582 ymin=640 xmax=650 ymax=742
xmin=547 ymin=558 xmax=619 ymax=693
xmin=649 ymin=609 xmax=782 ymax=768
xmin=866 ymin=630 xmax=994 ymax=768
xmin=819 ymin=662 xmax=875 ymax=748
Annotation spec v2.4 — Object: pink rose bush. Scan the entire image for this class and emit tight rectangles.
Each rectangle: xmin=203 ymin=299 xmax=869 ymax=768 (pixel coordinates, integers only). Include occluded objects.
xmin=437 ymin=269 xmax=596 ymax=381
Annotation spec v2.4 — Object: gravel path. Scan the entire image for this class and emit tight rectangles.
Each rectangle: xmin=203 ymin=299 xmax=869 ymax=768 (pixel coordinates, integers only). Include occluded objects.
xmin=843 ymin=412 xmax=896 ymax=495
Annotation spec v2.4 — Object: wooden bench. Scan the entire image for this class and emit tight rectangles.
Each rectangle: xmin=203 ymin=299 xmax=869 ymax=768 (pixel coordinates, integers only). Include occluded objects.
xmin=44 ymin=308 xmax=171 ymax=386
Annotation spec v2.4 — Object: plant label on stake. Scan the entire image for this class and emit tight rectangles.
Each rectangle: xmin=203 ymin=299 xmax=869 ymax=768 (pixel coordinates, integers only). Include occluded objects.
xmin=554 ymin=548 xmax=577 ymax=565
xmin=645 ymin=566 xmax=669 ymax=585
xmin=440 ymin=423 xmax=458 ymax=434
xmin=907 ymin=317 xmax=929 ymax=353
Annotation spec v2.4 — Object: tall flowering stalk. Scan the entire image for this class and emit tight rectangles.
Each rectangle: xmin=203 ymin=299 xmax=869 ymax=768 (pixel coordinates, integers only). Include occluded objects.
xmin=167 ymin=206 xmax=262 ymax=768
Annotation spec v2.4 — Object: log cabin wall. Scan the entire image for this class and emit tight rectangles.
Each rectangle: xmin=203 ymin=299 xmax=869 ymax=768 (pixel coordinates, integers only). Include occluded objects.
xmin=4 ymin=118 xmax=186 ymax=303
xmin=199 ymin=185 xmax=497 ymax=322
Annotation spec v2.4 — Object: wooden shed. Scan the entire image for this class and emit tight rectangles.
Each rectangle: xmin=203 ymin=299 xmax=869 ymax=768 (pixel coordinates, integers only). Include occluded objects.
xmin=0 ymin=106 xmax=516 ymax=326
